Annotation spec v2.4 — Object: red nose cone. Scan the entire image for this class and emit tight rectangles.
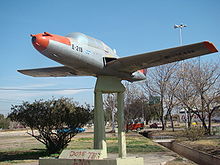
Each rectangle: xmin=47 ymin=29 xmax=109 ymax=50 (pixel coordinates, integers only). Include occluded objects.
xmin=31 ymin=32 xmax=71 ymax=52
xmin=31 ymin=33 xmax=49 ymax=52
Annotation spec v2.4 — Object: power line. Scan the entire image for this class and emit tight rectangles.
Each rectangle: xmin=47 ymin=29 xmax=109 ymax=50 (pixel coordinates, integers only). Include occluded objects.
xmin=0 ymin=98 xmax=24 ymax=102
xmin=0 ymin=100 xmax=22 ymax=104
xmin=0 ymin=87 xmax=93 ymax=91
xmin=0 ymin=98 xmax=23 ymax=104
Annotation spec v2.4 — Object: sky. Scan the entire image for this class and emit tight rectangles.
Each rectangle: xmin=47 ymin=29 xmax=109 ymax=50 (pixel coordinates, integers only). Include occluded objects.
xmin=0 ymin=0 xmax=220 ymax=115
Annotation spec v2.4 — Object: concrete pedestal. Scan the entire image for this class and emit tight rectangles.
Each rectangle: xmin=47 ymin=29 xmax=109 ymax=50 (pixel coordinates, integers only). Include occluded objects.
xmin=39 ymin=157 xmax=144 ymax=165
xmin=40 ymin=149 xmax=144 ymax=165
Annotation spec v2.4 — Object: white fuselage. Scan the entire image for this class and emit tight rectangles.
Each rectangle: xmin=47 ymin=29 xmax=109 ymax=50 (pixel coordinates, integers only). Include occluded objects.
xmin=40 ymin=33 xmax=146 ymax=81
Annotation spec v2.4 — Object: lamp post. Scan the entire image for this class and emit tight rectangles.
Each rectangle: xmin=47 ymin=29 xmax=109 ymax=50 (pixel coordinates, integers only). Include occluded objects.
xmin=174 ymin=24 xmax=187 ymax=45
xmin=174 ymin=23 xmax=188 ymax=127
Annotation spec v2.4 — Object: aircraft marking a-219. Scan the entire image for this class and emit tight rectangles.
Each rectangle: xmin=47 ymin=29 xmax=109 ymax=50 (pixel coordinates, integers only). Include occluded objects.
xmin=18 ymin=32 xmax=218 ymax=81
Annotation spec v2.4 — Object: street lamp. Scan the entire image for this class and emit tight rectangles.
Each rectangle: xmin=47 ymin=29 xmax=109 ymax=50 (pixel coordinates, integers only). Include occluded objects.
xmin=174 ymin=24 xmax=187 ymax=45
xmin=174 ymin=24 xmax=188 ymax=128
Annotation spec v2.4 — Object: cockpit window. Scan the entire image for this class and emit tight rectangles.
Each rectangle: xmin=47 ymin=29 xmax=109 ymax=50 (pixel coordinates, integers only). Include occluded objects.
xmin=66 ymin=32 xmax=88 ymax=44
xmin=66 ymin=32 xmax=107 ymax=50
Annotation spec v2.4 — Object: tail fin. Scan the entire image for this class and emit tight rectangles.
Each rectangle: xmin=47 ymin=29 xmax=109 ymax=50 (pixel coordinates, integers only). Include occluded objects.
xmin=138 ymin=69 xmax=147 ymax=75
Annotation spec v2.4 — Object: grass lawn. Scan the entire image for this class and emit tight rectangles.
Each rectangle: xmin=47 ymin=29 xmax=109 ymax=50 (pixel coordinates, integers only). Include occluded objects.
xmin=68 ymin=133 xmax=167 ymax=153
xmin=149 ymin=130 xmax=184 ymax=138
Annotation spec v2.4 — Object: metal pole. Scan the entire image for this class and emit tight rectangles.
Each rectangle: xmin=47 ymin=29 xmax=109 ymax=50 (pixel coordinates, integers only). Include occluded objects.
xmin=174 ymin=24 xmax=187 ymax=128
xmin=179 ymin=27 xmax=183 ymax=46
xmin=174 ymin=24 xmax=187 ymax=46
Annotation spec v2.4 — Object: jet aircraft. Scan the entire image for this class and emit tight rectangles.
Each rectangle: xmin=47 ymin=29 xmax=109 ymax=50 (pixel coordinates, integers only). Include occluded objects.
xmin=18 ymin=32 xmax=218 ymax=81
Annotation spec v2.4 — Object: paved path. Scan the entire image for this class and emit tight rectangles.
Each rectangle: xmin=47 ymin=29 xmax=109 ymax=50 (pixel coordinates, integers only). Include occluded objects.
xmin=109 ymin=152 xmax=176 ymax=165
xmin=15 ymin=152 xmax=176 ymax=165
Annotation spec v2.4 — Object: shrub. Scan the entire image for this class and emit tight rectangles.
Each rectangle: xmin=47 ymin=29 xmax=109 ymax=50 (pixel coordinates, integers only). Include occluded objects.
xmin=8 ymin=98 xmax=92 ymax=154
xmin=183 ymin=127 xmax=205 ymax=141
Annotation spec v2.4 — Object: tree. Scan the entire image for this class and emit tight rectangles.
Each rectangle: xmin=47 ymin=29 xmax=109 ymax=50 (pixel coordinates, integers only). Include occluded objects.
xmin=125 ymin=97 xmax=144 ymax=122
xmin=148 ymin=95 xmax=161 ymax=122
xmin=187 ymin=61 xmax=220 ymax=134
xmin=8 ymin=98 xmax=92 ymax=154
xmin=164 ymin=76 xmax=180 ymax=131
xmin=104 ymin=83 xmax=156 ymax=131
xmin=173 ymin=62 xmax=196 ymax=128
xmin=123 ymin=82 xmax=146 ymax=125
xmin=0 ymin=114 xmax=10 ymax=129
xmin=104 ymin=93 xmax=117 ymax=132
xmin=173 ymin=61 xmax=220 ymax=134
xmin=142 ymin=63 xmax=178 ymax=130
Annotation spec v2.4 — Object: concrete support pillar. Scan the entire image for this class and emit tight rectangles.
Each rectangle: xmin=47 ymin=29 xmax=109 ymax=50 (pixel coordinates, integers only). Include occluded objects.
xmin=94 ymin=76 xmax=126 ymax=158
xmin=117 ymin=92 xmax=127 ymax=158
xmin=94 ymin=91 xmax=107 ymax=156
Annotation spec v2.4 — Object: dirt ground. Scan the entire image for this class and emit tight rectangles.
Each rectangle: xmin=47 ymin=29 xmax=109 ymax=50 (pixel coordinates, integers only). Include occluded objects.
xmin=0 ymin=130 xmax=44 ymax=151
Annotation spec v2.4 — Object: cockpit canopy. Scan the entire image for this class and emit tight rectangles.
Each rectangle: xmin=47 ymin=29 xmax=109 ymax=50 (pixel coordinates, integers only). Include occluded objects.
xmin=66 ymin=32 xmax=114 ymax=54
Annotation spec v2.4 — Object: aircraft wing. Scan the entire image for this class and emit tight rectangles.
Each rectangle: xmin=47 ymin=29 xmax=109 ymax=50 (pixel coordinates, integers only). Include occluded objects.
xmin=107 ymin=41 xmax=218 ymax=73
xmin=18 ymin=66 xmax=86 ymax=77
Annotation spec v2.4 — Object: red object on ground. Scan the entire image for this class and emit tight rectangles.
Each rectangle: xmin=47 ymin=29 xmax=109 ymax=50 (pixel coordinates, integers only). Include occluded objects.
xmin=127 ymin=122 xmax=144 ymax=131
